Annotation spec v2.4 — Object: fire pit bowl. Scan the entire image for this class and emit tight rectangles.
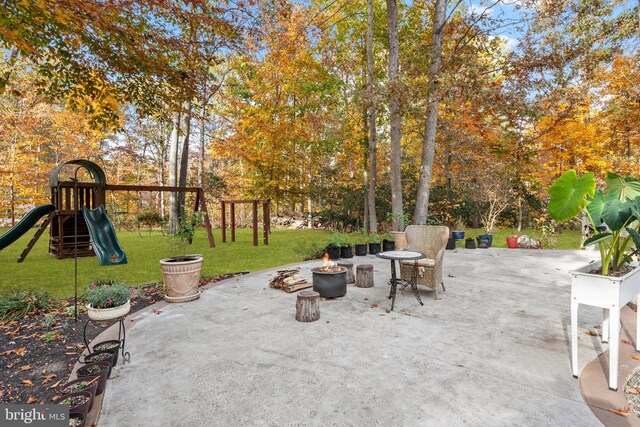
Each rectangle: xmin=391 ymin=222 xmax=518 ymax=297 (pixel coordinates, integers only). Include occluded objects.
xmin=311 ymin=266 xmax=347 ymax=298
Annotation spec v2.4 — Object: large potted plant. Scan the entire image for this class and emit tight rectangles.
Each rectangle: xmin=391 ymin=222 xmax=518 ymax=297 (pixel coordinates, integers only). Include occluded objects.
xmin=354 ymin=230 xmax=368 ymax=256
xmin=389 ymin=211 xmax=408 ymax=250
xmin=326 ymin=232 xmax=343 ymax=260
xmin=549 ymin=170 xmax=640 ymax=390
xmin=368 ymin=233 xmax=381 ymax=255
xmin=160 ymin=211 xmax=204 ymax=303
xmin=340 ymin=233 xmax=354 ymax=258
xmin=84 ymin=280 xmax=136 ymax=322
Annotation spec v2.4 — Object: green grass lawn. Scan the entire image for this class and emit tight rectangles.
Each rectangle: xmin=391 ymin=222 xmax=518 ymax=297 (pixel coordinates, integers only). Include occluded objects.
xmin=0 ymin=225 xmax=582 ymax=300
xmin=0 ymin=227 xmax=330 ymax=299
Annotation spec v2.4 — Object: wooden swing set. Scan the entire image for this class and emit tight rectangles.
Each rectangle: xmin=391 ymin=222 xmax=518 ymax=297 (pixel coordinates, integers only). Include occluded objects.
xmin=18 ymin=160 xmax=214 ymax=262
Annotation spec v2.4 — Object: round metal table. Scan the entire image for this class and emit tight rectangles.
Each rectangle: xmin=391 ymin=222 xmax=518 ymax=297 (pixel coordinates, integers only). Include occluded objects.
xmin=376 ymin=250 xmax=426 ymax=311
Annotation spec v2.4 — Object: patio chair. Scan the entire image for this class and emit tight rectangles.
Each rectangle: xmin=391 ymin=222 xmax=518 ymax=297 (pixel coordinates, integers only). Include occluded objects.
xmin=399 ymin=225 xmax=449 ymax=299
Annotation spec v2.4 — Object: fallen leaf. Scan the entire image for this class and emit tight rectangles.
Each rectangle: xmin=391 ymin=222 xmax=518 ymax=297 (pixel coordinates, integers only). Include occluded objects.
xmin=622 ymin=339 xmax=632 ymax=345
xmin=42 ymin=374 xmax=57 ymax=384
xmin=76 ymin=344 xmax=85 ymax=350
xmin=584 ymin=331 xmax=601 ymax=337
xmin=152 ymin=308 xmax=162 ymax=314
xmin=630 ymin=354 xmax=640 ymax=360
xmin=65 ymin=352 xmax=76 ymax=356
xmin=379 ymin=314 xmax=385 ymax=316
xmin=608 ymin=407 xmax=630 ymax=417
xmin=18 ymin=365 xmax=31 ymax=371
xmin=15 ymin=347 xmax=26 ymax=356
xmin=626 ymin=388 xmax=640 ymax=394
xmin=370 ymin=304 xmax=378 ymax=308
xmin=6 ymin=363 xmax=14 ymax=369
xmin=49 ymin=380 xmax=61 ymax=389
xmin=21 ymin=380 xmax=34 ymax=387
xmin=594 ymin=325 xmax=601 ymax=329
xmin=26 ymin=396 xmax=36 ymax=404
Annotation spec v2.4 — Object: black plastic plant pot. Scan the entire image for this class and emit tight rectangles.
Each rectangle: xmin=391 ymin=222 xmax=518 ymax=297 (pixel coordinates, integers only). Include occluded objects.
xmin=340 ymin=245 xmax=353 ymax=258
xmin=92 ymin=340 xmax=121 ymax=366
xmin=382 ymin=240 xmax=395 ymax=251
xmin=69 ymin=412 xmax=86 ymax=427
xmin=465 ymin=238 xmax=476 ymax=249
xmin=58 ymin=376 xmax=99 ymax=411
xmin=354 ymin=244 xmax=368 ymax=256
xmin=82 ymin=350 xmax=116 ymax=377
xmin=368 ymin=243 xmax=381 ymax=255
xmin=77 ymin=361 xmax=110 ymax=395
xmin=326 ymin=245 xmax=341 ymax=260
xmin=446 ymin=237 xmax=456 ymax=250
xmin=54 ymin=391 xmax=92 ymax=419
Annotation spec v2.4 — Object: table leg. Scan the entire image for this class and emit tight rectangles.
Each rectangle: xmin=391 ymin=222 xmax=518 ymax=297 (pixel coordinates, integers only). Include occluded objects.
xmin=571 ymin=298 xmax=579 ymax=378
xmin=409 ymin=260 xmax=424 ymax=306
xmin=609 ymin=306 xmax=620 ymax=390
xmin=602 ymin=308 xmax=610 ymax=343
xmin=389 ymin=260 xmax=398 ymax=311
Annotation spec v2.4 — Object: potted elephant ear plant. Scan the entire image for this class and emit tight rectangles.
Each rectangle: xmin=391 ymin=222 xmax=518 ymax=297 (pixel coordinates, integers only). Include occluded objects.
xmin=160 ymin=210 xmax=204 ymax=303
xmin=548 ymin=170 xmax=640 ymax=390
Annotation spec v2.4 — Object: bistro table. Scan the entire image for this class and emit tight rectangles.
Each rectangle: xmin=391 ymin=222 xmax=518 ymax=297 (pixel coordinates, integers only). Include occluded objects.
xmin=376 ymin=250 xmax=426 ymax=311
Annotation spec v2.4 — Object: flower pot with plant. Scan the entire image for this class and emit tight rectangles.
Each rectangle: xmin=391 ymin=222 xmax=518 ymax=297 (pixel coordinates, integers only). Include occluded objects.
xmin=382 ymin=232 xmax=395 ymax=251
xmin=452 ymin=217 xmax=465 ymax=241
xmin=549 ymin=170 xmax=640 ymax=390
xmin=340 ymin=233 xmax=354 ymax=258
xmin=389 ymin=211 xmax=409 ymax=250
xmin=59 ymin=376 xmax=99 ymax=411
xmin=91 ymin=340 xmax=121 ymax=365
xmin=54 ymin=391 xmax=92 ymax=419
xmin=354 ymin=230 xmax=368 ymax=256
xmin=85 ymin=280 xmax=135 ymax=322
xmin=326 ymin=232 xmax=344 ymax=260
xmin=368 ymin=233 xmax=381 ymax=255
xmin=77 ymin=361 xmax=110 ymax=395
xmin=160 ymin=210 xmax=204 ymax=303
xmin=81 ymin=350 xmax=117 ymax=376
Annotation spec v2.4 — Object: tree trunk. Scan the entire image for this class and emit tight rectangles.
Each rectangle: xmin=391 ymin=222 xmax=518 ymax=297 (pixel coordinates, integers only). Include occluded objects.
xmin=178 ymin=100 xmax=192 ymax=218
xmin=168 ymin=110 xmax=181 ymax=234
xmin=295 ymin=290 xmax=320 ymax=322
xmin=366 ymin=0 xmax=378 ymax=233
xmin=386 ymin=0 xmax=403 ymax=231
xmin=413 ymin=0 xmax=446 ymax=225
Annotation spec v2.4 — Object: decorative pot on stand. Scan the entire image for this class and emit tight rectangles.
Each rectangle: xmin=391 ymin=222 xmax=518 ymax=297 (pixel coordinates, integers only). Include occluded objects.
xmin=87 ymin=300 xmax=130 ymax=322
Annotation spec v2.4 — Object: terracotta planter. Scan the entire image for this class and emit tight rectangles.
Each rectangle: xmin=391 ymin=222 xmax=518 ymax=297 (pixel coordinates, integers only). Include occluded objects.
xmin=86 ymin=300 xmax=130 ymax=322
xmin=390 ymin=231 xmax=408 ymax=250
xmin=77 ymin=361 xmax=110 ymax=395
xmin=160 ymin=255 xmax=203 ymax=303
xmin=506 ymin=237 xmax=518 ymax=249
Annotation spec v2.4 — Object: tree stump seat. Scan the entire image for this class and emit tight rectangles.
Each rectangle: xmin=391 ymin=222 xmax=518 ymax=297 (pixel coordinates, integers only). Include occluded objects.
xmin=355 ymin=264 xmax=374 ymax=288
xmin=295 ymin=290 xmax=320 ymax=322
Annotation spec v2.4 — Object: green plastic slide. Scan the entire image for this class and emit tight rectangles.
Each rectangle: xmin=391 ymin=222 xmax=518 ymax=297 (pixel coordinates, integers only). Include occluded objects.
xmin=0 ymin=204 xmax=55 ymax=251
xmin=82 ymin=205 xmax=128 ymax=266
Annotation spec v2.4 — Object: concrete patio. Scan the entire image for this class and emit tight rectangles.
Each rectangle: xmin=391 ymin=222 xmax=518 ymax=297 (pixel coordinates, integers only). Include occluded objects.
xmin=98 ymin=248 xmax=605 ymax=426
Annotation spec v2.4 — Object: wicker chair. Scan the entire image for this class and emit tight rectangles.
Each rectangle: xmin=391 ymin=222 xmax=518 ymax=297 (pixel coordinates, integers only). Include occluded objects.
xmin=399 ymin=225 xmax=449 ymax=299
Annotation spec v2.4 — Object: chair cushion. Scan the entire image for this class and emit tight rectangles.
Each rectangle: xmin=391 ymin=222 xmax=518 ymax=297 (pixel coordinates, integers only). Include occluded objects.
xmin=401 ymin=258 xmax=435 ymax=268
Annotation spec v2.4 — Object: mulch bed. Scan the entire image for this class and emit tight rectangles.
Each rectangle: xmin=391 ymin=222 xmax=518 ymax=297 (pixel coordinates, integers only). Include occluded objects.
xmin=0 ymin=274 xmax=245 ymax=406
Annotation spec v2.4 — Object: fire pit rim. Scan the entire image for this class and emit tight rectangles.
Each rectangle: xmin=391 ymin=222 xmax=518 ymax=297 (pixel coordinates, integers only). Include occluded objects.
xmin=311 ymin=266 xmax=347 ymax=275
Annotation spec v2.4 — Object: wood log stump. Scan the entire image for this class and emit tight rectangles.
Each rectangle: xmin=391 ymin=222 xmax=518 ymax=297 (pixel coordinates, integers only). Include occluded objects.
xmin=337 ymin=262 xmax=355 ymax=284
xmin=296 ymin=290 xmax=320 ymax=322
xmin=356 ymin=264 xmax=374 ymax=288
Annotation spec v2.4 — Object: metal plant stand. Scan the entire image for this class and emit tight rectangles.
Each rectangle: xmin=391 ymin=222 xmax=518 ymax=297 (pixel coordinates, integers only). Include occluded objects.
xmin=83 ymin=316 xmax=130 ymax=365
xmin=376 ymin=250 xmax=426 ymax=311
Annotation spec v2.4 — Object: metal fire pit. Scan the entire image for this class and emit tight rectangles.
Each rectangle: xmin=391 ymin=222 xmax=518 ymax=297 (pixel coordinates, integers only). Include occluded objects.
xmin=311 ymin=267 xmax=347 ymax=298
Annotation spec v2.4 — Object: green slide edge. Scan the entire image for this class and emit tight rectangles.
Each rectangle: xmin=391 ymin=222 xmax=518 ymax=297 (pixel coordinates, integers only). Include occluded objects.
xmin=0 ymin=204 xmax=55 ymax=251
xmin=82 ymin=205 xmax=127 ymax=266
